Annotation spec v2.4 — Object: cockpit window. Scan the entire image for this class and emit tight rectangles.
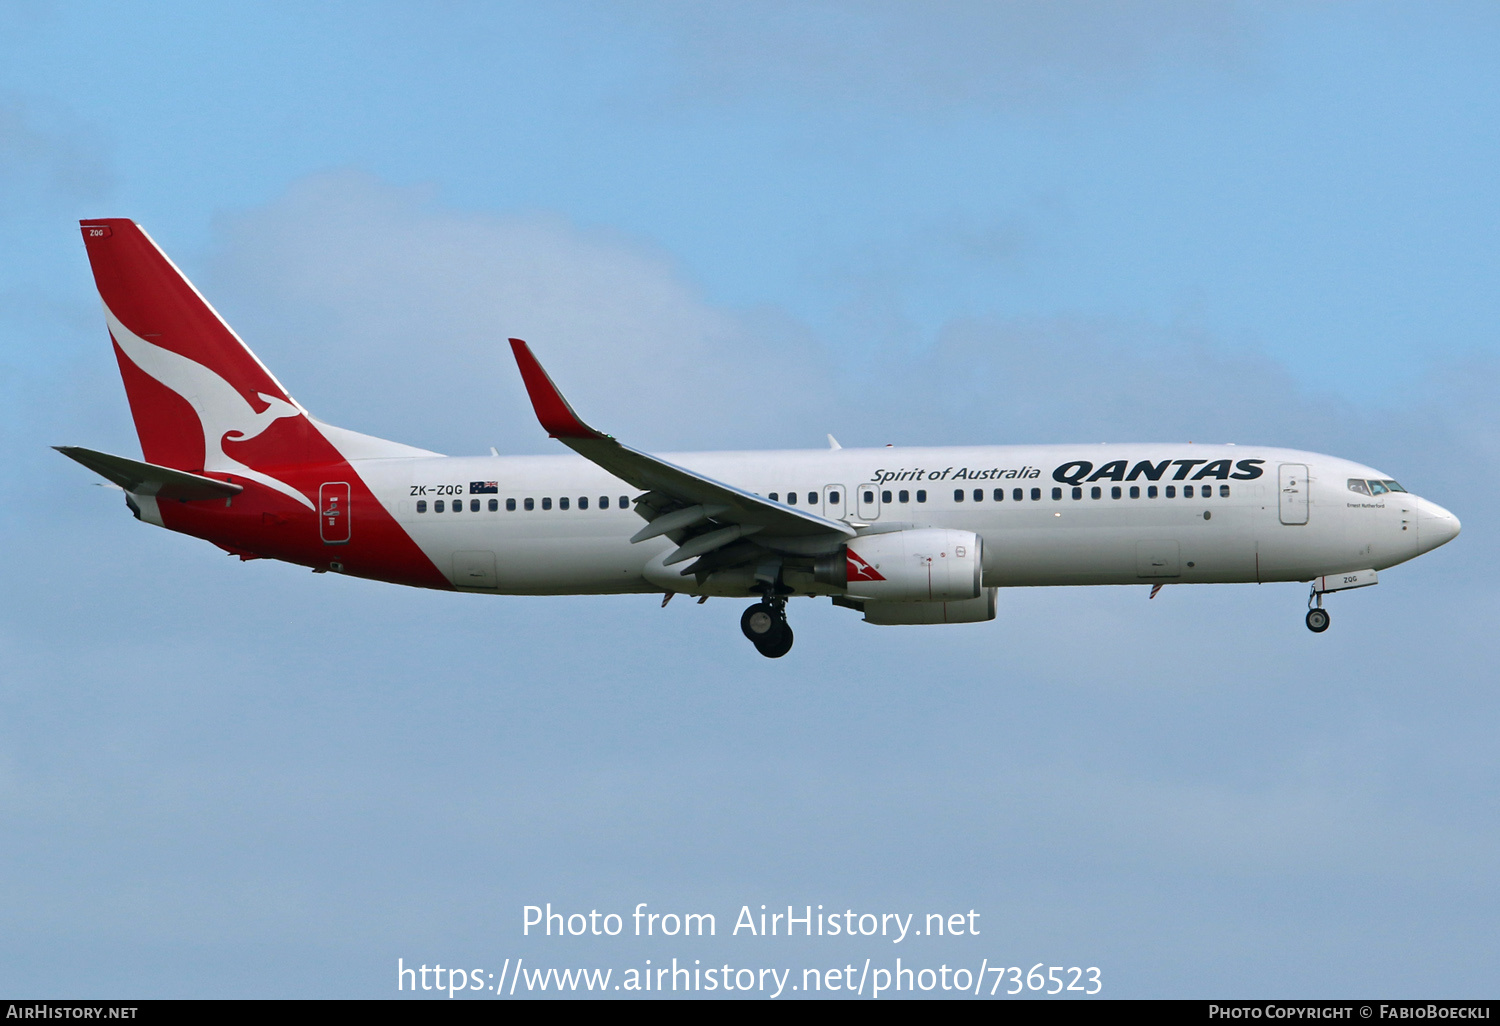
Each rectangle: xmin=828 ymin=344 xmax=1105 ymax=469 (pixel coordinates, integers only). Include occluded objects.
xmin=1347 ymin=478 xmax=1371 ymax=496
xmin=1382 ymin=480 xmax=1406 ymax=492
xmin=1368 ymin=480 xmax=1389 ymax=495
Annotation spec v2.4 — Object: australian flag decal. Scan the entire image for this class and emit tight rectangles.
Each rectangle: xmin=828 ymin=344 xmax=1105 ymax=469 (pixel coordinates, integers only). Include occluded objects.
xmin=470 ymin=481 xmax=499 ymax=494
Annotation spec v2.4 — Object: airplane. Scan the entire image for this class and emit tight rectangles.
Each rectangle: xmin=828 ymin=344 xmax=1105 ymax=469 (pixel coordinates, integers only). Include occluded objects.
xmin=58 ymin=219 xmax=1461 ymax=657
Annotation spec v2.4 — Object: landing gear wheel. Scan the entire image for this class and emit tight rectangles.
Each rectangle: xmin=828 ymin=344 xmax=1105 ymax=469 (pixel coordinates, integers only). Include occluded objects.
xmin=1305 ymin=608 xmax=1330 ymax=633
xmin=754 ymin=623 xmax=794 ymax=659
xmin=742 ymin=600 xmax=793 ymax=657
xmin=741 ymin=603 xmax=779 ymax=642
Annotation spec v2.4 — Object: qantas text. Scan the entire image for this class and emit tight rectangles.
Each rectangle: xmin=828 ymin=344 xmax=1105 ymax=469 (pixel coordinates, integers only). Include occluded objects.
xmin=1051 ymin=458 xmax=1265 ymax=485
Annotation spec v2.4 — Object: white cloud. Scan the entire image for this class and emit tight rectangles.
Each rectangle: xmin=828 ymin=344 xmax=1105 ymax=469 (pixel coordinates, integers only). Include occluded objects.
xmin=202 ymin=171 xmax=833 ymax=455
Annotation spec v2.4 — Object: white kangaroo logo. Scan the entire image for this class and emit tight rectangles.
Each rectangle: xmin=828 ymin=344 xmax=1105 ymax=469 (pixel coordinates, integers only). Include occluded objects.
xmin=105 ymin=304 xmax=315 ymax=510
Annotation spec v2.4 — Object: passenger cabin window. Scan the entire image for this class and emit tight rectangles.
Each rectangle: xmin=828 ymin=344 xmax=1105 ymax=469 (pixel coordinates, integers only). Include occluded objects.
xmin=954 ymin=489 xmax=964 ymax=502
xmin=619 ymin=496 xmax=629 ymax=509
xmin=882 ymin=490 xmax=893 ymax=503
xmin=1148 ymin=486 xmax=1158 ymax=498
xmin=452 ymin=500 xmax=461 ymax=513
xmin=993 ymin=489 xmax=1003 ymax=501
xmin=973 ymin=489 xmax=983 ymax=502
xmin=434 ymin=499 xmax=445 ymax=512
xmin=1111 ymin=486 xmax=1121 ymax=499
xmin=1072 ymin=487 xmax=1082 ymax=500
xmin=560 ymin=497 xmax=571 ymax=510
xmin=1184 ymin=485 xmax=1194 ymax=498
xmin=1129 ymin=486 xmax=1140 ymax=499
xmin=1165 ymin=486 xmax=1176 ymax=498
xmin=787 ymin=492 xmax=797 ymax=505
xmin=808 ymin=492 xmax=818 ymax=505
xmin=524 ymin=498 xmax=535 ymax=511
xmin=1030 ymin=488 xmax=1040 ymax=501
xmin=506 ymin=498 xmax=516 ymax=511
xmin=599 ymin=496 xmax=609 ymax=509
xmin=898 ymin=490 xmax=909 ymax=503
xmin=1219 ymin=485 xmax=1230 ymax=497
xmin=1091 ymin=486 xmax=1101 ymax=499
xmin=416 ymin=500 xmax=427 ymax=513
xmin=542 ymin=497 xmax=552 ymax=510
xmin=1051 ymin=487 xmax=1062 ymax=500
xmin=769 ymin=492 xmax=779 ymax=502
xmin=916 ymin=490 xmax=927 ymax=503
xmin=579 ymin=496 xmax=589 ymax=510
xmin=1015 ymin=488 xmax=1024 ymax=501
xmin=828 ymin=491 xmax=840 ymax=504
xmin=863 ymin=490 xmax=875 ymax=504
xmin=470 ymin=498 xmax=480 ymax=512
xmin=489 ymin=499 xmax=498 ymax=511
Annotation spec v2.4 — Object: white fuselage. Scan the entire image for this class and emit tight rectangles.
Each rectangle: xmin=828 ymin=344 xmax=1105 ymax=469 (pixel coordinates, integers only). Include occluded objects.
xmin=353 ymin=444 xmax=1455 ymax=597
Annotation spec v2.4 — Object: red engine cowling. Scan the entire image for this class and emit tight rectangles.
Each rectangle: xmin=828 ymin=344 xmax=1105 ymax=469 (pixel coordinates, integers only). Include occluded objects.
xmin=817 ymin=528 xmax=983 ymax=602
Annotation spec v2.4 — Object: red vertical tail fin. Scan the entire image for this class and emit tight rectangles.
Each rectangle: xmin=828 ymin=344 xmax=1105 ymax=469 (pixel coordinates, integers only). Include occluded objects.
xmin=79 ymin=219 xmax=332 ymax=506
xmin=74 ymin=219 xmax=449 ymax=588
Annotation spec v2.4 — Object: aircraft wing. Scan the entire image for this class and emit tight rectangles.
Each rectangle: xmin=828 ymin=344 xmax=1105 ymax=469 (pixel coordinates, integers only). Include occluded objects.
xmin=55 ymin=445 xmax=244 ymax=500
xmin=509 ymin=339 xmax=853 ymax=569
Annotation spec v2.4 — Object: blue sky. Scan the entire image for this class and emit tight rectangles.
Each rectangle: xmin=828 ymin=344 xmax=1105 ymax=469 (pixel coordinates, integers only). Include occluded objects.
xmin=2 ymin=1 xmax=1497 ymax=998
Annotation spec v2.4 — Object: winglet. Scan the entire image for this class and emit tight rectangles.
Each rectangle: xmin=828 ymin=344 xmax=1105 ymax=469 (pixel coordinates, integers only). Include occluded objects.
xmin=508 ymin=338 xmax=607 ymax=440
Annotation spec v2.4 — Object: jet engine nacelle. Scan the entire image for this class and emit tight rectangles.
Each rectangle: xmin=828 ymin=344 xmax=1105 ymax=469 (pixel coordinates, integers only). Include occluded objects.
xmin=816 ymin=528 xmax=983 ymax=603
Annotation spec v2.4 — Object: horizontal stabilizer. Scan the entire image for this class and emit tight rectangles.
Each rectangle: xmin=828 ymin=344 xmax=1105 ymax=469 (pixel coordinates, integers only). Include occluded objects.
xmin=54 ymin=446 xmax=244 ymax=500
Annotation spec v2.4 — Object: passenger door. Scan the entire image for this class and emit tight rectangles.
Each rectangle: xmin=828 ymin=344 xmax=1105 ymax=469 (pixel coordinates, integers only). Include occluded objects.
xmin=1279 ymin=464 xmax=1309 ymax=525
xmin=856 ymin=483 xmax=881 ymax=521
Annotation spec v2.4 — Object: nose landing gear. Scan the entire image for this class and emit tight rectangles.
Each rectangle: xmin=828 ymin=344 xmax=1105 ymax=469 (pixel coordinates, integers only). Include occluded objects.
xmin=1302 ymin=569 xmax=1377 ymax=632
xmin=1305 ymin=585 xmax=1331 ymax=633
xmin=741 ymin=599 xmax=794 ymax=658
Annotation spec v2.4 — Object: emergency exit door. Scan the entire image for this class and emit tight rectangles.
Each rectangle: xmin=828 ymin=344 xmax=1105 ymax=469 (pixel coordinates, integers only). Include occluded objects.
xmin=1279 ymin=464 xmax=1308 ymax=526
xmin=823 ymin=484 xmax=846 ymax=519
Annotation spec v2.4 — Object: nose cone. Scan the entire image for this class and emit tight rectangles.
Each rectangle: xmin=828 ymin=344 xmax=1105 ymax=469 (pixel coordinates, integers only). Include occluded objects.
xmin=1417 ymin=497 xmax=1461 ymax=553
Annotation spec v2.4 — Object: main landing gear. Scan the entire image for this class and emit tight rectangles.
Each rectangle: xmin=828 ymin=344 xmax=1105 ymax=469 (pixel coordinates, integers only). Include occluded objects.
xmin=741 ymin=598 xmax=794 ymax=658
